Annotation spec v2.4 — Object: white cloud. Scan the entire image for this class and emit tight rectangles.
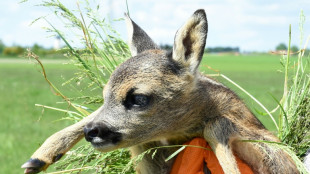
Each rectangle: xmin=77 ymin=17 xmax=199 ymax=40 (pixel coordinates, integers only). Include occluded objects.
xmin=135 ymin=11 xmax=148 ymax=22
xmin=0 ymin=18 xmax=6 ymax=28
xmin=7 ymin=1 xmax=21 ymax=12
xmin=2 ymin=34 xmax=14 ymax=44
xmin=239 ymin=15 xmax=290 ymax=26
xmin=265 ymin=4 xmax=280 ymax=11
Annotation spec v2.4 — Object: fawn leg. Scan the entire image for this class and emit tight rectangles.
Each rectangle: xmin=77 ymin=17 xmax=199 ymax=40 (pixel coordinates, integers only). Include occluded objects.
xmin=204 ymin=117 xmax=241 ymax=174
xmin=21 ymin=106 xmax=103 ymax=174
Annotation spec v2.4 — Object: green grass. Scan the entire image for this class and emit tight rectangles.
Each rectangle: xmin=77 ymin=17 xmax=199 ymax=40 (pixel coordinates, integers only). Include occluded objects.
xmin=0 ymin=59 xmax=78 ymax=174
xmin=0 ymin=54 xmax=287 ymax=173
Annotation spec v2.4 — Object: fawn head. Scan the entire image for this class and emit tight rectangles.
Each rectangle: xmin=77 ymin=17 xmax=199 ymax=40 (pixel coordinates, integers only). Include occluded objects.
xmin=84 ymin=9 xmax=208 ymax=151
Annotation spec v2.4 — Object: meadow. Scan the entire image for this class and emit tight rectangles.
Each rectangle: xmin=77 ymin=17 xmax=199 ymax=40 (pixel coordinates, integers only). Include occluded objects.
xmin=0 ymin=53 xmax=288 ymax=173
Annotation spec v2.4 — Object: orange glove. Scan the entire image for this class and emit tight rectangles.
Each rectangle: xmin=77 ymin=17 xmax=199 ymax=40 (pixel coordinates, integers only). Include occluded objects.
xmin=170 ymin=138 xmax=254 ymax=174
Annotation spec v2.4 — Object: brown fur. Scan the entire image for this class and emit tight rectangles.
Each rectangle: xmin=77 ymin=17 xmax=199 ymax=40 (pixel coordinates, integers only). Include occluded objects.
xmin=22 ymin=9 xmax=299 ymax=174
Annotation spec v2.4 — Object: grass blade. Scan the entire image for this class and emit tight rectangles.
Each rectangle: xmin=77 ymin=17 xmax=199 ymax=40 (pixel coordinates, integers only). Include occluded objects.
xmin=165 ymin=146 xmax=185 ymax=162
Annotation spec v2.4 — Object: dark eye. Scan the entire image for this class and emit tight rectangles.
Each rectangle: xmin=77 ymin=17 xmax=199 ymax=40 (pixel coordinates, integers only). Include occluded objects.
xmin=133 ymin=95 xmax=149 ymax=107
xmin=123 ymin=90 xmax=151 ymax=109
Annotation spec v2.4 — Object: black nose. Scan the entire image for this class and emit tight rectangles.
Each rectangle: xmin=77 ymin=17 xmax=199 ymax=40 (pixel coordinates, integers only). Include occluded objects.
xmin=84 ymin=125 xmax=99 ymax=142
xmin=84 ymin=122 xmax=122 ymax=144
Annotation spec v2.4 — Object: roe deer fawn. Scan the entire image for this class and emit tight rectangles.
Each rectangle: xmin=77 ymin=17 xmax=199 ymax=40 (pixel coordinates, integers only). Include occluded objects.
xmin=22 ymin=9 xmax=299 ymax=174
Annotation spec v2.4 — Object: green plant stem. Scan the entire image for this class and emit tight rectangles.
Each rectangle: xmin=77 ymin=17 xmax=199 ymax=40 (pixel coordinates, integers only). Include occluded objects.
xmin=27 ymin=50 xmax=91 ymax=116
xmin=279 ymin=25 xmax=291 ymax=139
xmin=35 ymin=104 xmax=82 ymax=116
xmin=283 ymin=25 xmax=291 ymax=105
xmin=126 ymin=0 xmax=130 ymax=16
xmin=77 ymin=2 xmax=103 ymax=81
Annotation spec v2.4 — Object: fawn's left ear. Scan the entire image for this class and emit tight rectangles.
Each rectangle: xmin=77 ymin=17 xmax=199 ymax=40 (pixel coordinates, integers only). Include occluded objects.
xmin=125 ymin=13 xmax=159 ymax=56
xmin=172 ymin=9 xmax=208 ymax=74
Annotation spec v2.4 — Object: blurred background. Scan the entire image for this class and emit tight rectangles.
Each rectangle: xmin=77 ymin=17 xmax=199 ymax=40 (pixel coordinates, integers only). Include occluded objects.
xmin=0 ymin=0 xmax=309 ymax=173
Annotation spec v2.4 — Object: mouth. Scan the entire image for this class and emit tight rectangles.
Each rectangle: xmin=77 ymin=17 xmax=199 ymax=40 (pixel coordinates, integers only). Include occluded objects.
xmin=91 ymin=137 xmax=111 ymax=146
xmin=90 ymin=137 xmax=121 ymax=151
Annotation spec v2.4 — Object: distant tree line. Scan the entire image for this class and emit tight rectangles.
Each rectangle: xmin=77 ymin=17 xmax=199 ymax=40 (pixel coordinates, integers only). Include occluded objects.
xmin=161 ymin=43 xmax=309 ymax=55
xmin=0 ymin=40 xmax=307 ymax=58
xmin=276 ymin=43 xmax=299 ymax=53
xmin=205 ymin=47 xmax=239 ymax=53
xmin=0 ymin=40 xmax=26 ymax=57
xmin=160 ymin=44 xmax=240 ymax=53
xmin=274 ymin=43 xmax=310 ymax=55
xmin=0 ymin=40 xmax=66 ymax=58
xmin=0 ymin=39 xmax=126 ymax=58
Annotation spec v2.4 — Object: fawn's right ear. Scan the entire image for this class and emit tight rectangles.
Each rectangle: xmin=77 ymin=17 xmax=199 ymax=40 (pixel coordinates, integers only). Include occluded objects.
xmin=125 ymin=13 xmax=159 ymax=56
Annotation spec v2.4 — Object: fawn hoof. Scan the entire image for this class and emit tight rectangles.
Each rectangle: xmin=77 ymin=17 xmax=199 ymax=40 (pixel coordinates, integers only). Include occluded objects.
xmin=21 ymin=158 xmax=47 ymax=174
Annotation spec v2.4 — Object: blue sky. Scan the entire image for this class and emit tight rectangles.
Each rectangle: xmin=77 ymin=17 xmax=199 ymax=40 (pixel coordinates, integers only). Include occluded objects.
xmin=1 ymin=0 xmax=310 ymax=52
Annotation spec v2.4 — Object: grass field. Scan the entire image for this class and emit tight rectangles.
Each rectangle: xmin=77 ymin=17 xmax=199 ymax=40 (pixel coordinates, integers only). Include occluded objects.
xmin=0 ymin=53 xmax=288 ymax=173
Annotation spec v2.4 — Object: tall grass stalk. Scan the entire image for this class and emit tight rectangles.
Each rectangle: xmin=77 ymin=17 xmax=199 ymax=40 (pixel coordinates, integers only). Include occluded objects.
xmin=270 ymin=10 xmax=310 ymax=173
xmin=277 ymin=11 xmax=310 ymax=161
